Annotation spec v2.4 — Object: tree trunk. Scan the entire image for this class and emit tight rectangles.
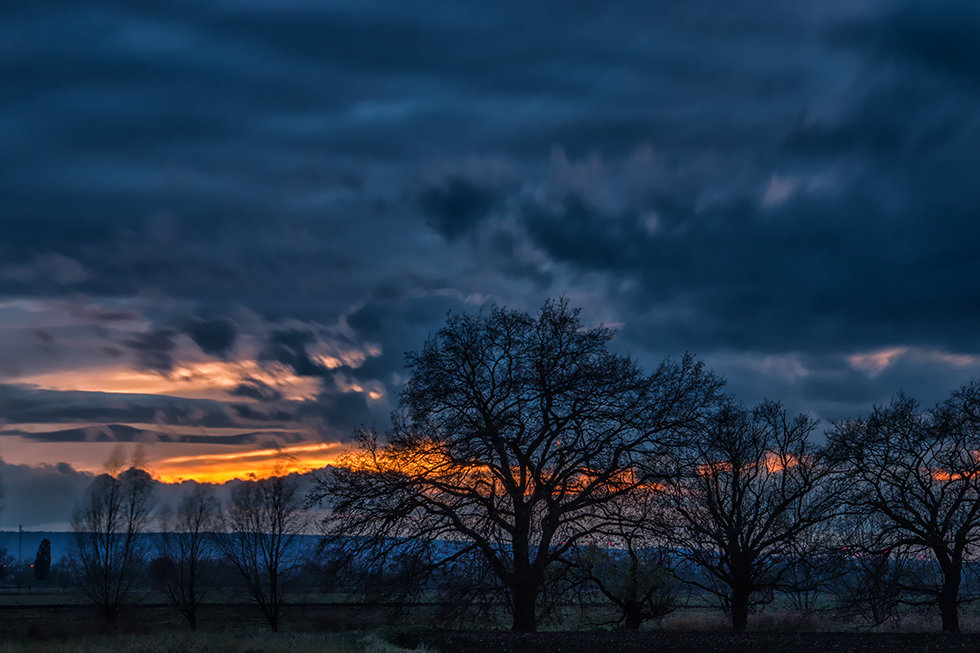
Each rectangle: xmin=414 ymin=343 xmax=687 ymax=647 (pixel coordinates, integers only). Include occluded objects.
xmin=510 ymin=584 xmax=538 ymax=632
xmin=937 ymin=556 xmax=962 ymax=633
xmin=731 ymin=585 xmax=750 ymax=632
xmin=938 ymin=575 xmax=961 ymax=633
xmin=624 ymin=604 xmax=643 ymax=630
xmin=939 ymin=594 xmax=959 ymax=633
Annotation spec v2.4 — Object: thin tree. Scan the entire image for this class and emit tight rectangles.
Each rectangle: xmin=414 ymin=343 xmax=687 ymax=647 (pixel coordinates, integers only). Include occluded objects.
xmin=0 ymin=472 xmax=10 ymax=583
xmin=829 ymin=512 xmax=910 ymax=628
xmin=66 ymin=447 xmax=155 ymax=622
xmin=0 ymin=547 xmax=12 ymax=584
xmin=33 ymin=539 xmax=51 ymax=582
xmin=661 ymin=400 xmax=840 ymax=631
xmin=567 ymin=487 xmax=680 ymax=630
xmin=215 ymin=457 xmax=310 ymax=632
xmin=827 ymin=385 xmax=980 ymax=633
xmin=310 ymin=299 xmax=722 ymax=632
xmin=570 ymin=538 xmax=679 ymax=630
xmin=154 ymin=484 xmax=220 ymax=630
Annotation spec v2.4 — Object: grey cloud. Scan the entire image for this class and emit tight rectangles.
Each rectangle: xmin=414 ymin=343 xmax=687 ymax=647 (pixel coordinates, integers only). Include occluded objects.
xmin=125 ymin=328 xmax=178 ymax=372
xmin=185 ymin=318 xmax=237 ymax=357
xmin=1 ymin=0 xmax=978 ymax=434
xmin=0 ymin=384 xmax=240 ymax=429
xmin=0 ymin=460 xmax=94 ymax=529
xmin=230 ymin=378 xmax=283 ymax=402
xmin=419 ymin=177 xmax=500 ymax=241
xmin=0 ymin=457 xmax=326 ymax=532
xmin=1 ymin=423 xmax=301 ymax=446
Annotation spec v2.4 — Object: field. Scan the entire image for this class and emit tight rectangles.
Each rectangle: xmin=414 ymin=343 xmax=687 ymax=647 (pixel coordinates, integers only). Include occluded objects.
xmin=4 ymin=590 xmax=980 ymax=653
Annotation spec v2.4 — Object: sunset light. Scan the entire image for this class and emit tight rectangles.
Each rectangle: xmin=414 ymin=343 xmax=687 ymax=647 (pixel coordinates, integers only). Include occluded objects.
xmin=13 ymin=359 xmax=322 ymax=402
xmin=153 ymin=441 xmax=350 ymax=484
xmin=5 ymin=0 xmax=980 ymax=640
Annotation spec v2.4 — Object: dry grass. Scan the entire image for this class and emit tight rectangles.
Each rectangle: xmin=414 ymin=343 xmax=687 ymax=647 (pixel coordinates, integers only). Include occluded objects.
xmin=0 ymin=632 xmax=430 ymax=653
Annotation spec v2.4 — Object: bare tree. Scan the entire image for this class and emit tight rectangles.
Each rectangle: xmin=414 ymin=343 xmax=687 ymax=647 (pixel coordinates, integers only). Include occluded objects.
xmin=567 ymin=487 xmax=681 ymax=630
xmin=67 ymin=448 xmax=155 ymax=622
xmin=829 ymin=513 xmax=911 ymax=628
xmin=153 ymin=484 xmax=220 ymax=630
xmin=0 ymin=463 xmax=13 ymax=583
xmin=779 ymin=528 xmax=844 ymax=616
xmin=310 ymin=299 xmax=722 ymax=631
xmin=570 ymin=538 xmax=679 ymax=630
xmin=216 ymin=458 xmax=310 ymax=632
xmin=827 ymin=386 xmax=980 ymax=632
xmin=661 ymin=400 xmax=840 ymax=631
xmin=0 ymin=547 xmax=12 ymax=584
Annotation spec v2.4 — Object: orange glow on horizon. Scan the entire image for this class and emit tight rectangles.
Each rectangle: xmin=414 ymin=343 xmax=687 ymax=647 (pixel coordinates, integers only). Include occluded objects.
xmin=154 ymin=442 xmax=351 ymax=484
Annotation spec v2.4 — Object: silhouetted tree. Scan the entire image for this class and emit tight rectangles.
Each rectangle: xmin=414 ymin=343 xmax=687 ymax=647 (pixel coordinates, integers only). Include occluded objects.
xmin=829 ymin=513 xmax=910 ymax=628
xmin=827 ymin=385 xmax=980 ymax=633
xmin=33 ymin=539 xmax=51 ymax=582
xmin=153 ymin=485 xmax=220 ymax=630
xmin=661 ymin=400 xmax=840 ymax=631
xmin=215 ymin=458 xmax=310 ymax=633
xmin=570 ymin=539 xmax=679 ymax=630
xmin=567 ymin=488 xmax=680 ymax=629
xmin=0 ymin=546 xmax=12 ymax=583
xmin=66 ymin=447 xmax=155 ymax=621
xmin=0 ymin=479 xmax=10 ymax=583
xmin=779 ymin=528 xmax=845 ymax=616
xmin=310 ymin=299 xmax=723 ymax=632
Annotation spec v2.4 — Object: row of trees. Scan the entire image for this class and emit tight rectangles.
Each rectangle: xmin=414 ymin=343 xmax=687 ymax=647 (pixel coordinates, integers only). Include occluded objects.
xmin=67 ymin=452 xmax=308 ymax=631
xmin=310 ymin=300 xmax=980 ymax=633
xmin=63 ymin=299 xmax=980 ymax=634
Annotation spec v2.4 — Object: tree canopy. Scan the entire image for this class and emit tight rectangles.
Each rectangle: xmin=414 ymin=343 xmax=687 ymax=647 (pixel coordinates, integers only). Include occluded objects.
xmin=311 ymin=298 xmax=723 ymax=631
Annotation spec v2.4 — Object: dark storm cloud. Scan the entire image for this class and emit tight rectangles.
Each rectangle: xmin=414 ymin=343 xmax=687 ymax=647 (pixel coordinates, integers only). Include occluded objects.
xmin=1 ymin=0 xmax=979 ymax=434
xmin=229 ymin=378 xmax=283 ymax=403
xmin=125 ymin=328 xmax=178 ymax=372
xmin=0 ymin=384 xmax=239 ymax=428
xmin=0 ymin=460 xmax=94 ymax=529
xmin=185 ymin=318 xmax=237 ymax=357
xmin=0 ymin=424 xmax=298 ymax=446
xmin=0 ymin=458 xmax=327 ymax=531
xmin=837 ymin=3 xmax=980 ymax=84
xmin=263 ymin=329 xmax=324 ymax=377
xmin=419 ymin=177 xmax=499 ymax=241
xmin=344 ymin=292 xmax=474 ymax=380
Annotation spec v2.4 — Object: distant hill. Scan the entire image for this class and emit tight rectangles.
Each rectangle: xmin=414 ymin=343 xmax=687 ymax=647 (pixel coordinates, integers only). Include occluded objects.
xmin=0 ymin=531 xmax=325 ymax=565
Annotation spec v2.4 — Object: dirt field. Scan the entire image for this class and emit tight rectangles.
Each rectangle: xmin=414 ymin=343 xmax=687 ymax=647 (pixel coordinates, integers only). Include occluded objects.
xmin=3 ymin=603 xmax=980 ymax=653
xmin=0 ymin=603 xmax=393 ymax=639
xmin=411 ymin=631 xmax=980 ymax=653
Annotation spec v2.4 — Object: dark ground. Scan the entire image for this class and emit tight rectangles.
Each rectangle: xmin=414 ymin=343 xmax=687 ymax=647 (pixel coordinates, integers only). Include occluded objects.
xmin=0 ymin=604 xmax=389 ymax=638
xmin=409 ymin=631 xmax=980 ymax=653
xmin=4 ymin=605 xmax=980 ymax=653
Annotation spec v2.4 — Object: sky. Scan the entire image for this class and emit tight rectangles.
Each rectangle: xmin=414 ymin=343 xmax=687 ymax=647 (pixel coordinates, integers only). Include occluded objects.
xmin=2 ymin=0 xmax=980 ymax=529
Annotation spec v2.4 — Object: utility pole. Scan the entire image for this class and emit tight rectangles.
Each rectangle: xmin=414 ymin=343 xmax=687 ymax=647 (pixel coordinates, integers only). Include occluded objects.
xmin=19 ymin=524 xmax=23 ymax=561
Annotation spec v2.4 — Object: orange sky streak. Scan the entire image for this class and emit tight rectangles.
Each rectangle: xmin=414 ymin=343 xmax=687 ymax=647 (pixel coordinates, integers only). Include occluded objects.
xmin=154 ymin=442 xmax=350 ymax=483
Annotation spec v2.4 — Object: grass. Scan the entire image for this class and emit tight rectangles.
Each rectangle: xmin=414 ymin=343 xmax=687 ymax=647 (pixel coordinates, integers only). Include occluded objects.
xmin=0 ymin=632 xmax=430 ymax=653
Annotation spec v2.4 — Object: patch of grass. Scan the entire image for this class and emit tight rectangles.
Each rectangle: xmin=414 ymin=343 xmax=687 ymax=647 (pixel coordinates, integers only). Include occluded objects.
xmin=0 ymin=631 xmax=430 ymax=653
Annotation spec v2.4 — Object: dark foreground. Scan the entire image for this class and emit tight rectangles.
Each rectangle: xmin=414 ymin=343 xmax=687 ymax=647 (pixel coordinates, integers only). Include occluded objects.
xmin=4 ymin=606 xmax=980 ymax=653
xmin=409 ymin=631 xmax=980 ymax=653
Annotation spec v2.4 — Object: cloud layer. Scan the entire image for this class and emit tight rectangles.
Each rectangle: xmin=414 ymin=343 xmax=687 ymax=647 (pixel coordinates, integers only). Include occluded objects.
xmin=2 ymin=1 xmax=980 ymax=525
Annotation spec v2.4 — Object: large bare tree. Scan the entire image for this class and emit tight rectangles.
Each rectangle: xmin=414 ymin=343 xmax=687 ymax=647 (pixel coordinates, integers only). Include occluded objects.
xmin=310 ymin=299 xmax=722 ymax=631
xmin=827 ymin=385 xmax=980 ymax=632
xmin=153 ymin=484 xmax=221 ymax=630
xmin=216 ymin=459 xmax=310 ymax=633
xmin=67 ymin=448 xmax=155 ymax=622
xmin=661 ymin=400 xmax=839 ymax=631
